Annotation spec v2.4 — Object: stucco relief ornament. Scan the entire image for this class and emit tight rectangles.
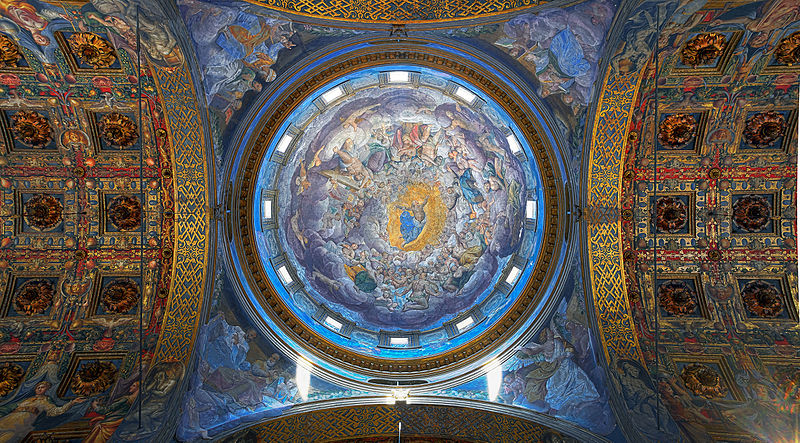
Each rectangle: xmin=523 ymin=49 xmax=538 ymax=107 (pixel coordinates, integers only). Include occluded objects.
xmin=23 ymin=193 xmax=63 ymax=231
xmin=60 ymin=129 xmax=90 ymax=150
xmin=743 ymin=111 xmax=785 ymax=148
xmin=658 ymin=114 xmax=697 ymax=148
xmin=101 ymin=278 xmax=139 ymax=314
xmin=0 ymin=34 xmax=22 ymax=68
xmin=654 ymin=197 xmax=687 ymax=233
xmin=0 ymin=362 xmax=24 ymax=397
xmin=71 ymin=361 xmax=117 ymax=396
xmin=10 ymin=110 xmax=52 ymax=148
xmin=775 ymin=31 xmax=800 ymax=65
xmin=741 ymin=280 xmax=783 ymax=318
xmin=67 ymin=32 xmax=117 ymax=69
xmin=100 ymin=112 xmax=138 ymax=148
xmin=681 ymin=364 xmax=728 ymax=398
xmin=681 ymin=33 xmax=726 ymax=66
xmin=732 ymin=194 xmax=771 ymax=232
xmin=13 ymin=279 xmax=54 ymax=315
xmin=108 ymin=195 xmax=142 ymax=231
xmin=658 ymin=280 xmax=697 ymax=316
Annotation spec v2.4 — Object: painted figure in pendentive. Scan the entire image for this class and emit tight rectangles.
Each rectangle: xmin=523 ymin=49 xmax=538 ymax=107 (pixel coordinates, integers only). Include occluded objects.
xmin=84 ymin=381 xmax=140 ymax=443
xmin=0 ymin=381 xmax=86 ymax=443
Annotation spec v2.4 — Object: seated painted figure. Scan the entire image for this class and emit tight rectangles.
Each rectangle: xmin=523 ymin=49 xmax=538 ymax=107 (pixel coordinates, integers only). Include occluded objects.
xmin=397 ymin=196 xmax=429 ymax=245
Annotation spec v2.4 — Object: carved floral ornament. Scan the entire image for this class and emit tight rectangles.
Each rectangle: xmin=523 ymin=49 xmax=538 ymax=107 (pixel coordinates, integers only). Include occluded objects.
xmin=654 ymin=196 xmax=687 ymax=233
xmin=743 ymin=111 xmax=786 ymax=148
xmin=658 ymin=114 xmax=697 ymax=149
xmin=67 ymin=32 xmax=117 ymax=69
xmin=681 ymin=363 xmax=728 ymax=399
xmin=13 ymin=279 xmax=54 ymax=315
xmin=10 ymin=110 xmax=52 ymax=148
xmin=101 ymin=278 xmax=140 ymax=314
xmin=775 ymin=31 xmax=800 ymax=65
xmin=0 ymin=362 xmax=24 ymax=397
xmin=741 ymin=279 xmax=783 ymax=318
xmin=108 ymin=195 xmax=142 ymax=231
xmin=0 ymin=33 xmax=22 ymax=68
xmin=681 ymin=33 xmax=727 ymax=66
xmin=24 ymin=193 xmax=63 ymax=231
xmin=71 ymin=361 xmax=118 ymax=396
xmin=732 ymin=194 xmax=771 ymax=233
xmin=100 ymin=112 xmax=138 ymax=148
xmin=658 ymin=280 xmax=697 ymax=317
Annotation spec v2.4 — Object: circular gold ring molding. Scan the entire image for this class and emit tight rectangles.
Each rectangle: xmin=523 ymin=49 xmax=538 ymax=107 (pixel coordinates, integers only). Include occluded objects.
xmin=231 ymin=47 xmax=563 ymax=376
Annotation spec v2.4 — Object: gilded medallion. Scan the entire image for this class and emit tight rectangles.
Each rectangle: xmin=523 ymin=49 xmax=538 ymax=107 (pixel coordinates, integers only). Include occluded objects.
xmin=743 ymin=111 xmax=785 ymax=148
xmin=70 ymin=361 xmax=118 ymax=396
xmin=741 ymin=280 xmax=783 ymax=318
xmin=775 ymin=31 xmax=800 ymax=65
xmin=13 ymin=279 xmax=54 ymax=315
xmin=0 ymin=362 xmax=24 ymax=397
xmin=681 ymin=33 xmax=726 ymax=66
xmin=23 ymin=193 xmax=63 ymax=231
xmin=658 ymin=114 xmax=697 ymax=149
xmin=0 ymin=34 xmax=22 ymax=68
xmin=732 ymin=194 xmax=771 ymax=233
xmin=67 ymin=32 xmax=117 ymax=69
xmin=658 ymin=280 xmax=697 ymax=317
xmin=681 ymin=363 xmax=728 ymax=399
xmin=101 ymin=278 xmax=140 ymax=314
xmin=100 ymin=112 xmax=138 ymax=148
xmin=108 ymin=195 xmax=142 ymax=231
xmin=10 ymin=110 xmax=52 ymax=148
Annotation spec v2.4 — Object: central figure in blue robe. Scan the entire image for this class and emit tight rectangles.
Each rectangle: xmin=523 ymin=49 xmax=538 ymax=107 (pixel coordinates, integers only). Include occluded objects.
xmin=397 ymin=196 xmax=429 ymax=246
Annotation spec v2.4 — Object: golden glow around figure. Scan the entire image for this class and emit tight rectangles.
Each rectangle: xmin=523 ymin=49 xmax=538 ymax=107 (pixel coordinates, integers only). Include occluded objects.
xmin=387 ymin=182 xmax=446 ymax=252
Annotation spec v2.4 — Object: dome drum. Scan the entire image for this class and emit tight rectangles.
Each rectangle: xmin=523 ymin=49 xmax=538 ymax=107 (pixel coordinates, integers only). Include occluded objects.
xmin=225 ymin=42 xmax=568 ymax=388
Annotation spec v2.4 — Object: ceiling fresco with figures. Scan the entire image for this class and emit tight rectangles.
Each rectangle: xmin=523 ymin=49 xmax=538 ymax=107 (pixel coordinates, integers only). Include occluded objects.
xmin=254 ymin=66 xmax=545 ymax=360
xmin=231 ymin=42 xmax=567 ymax=379
xmin=0 ymin=0 xmax=797 ymax=442
xmin=618 ymin=1 xmax=800 ymax=441
xmin=0 ymin=0 xmax=192 ymax=442
xmin=0 ymin=0 xmax=211 ymax=441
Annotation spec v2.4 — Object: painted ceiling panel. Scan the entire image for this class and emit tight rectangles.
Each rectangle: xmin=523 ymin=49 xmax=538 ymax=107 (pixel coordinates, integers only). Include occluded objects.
xmin=0 ymin=0 xmax=211 ymax=442
xmin=0 ymin=0 xmax=797 ymax=441
xmin=587 ymin=0 xmax=800 ymax=442
xmin=0 ymin=2 xmax=174 ymax=442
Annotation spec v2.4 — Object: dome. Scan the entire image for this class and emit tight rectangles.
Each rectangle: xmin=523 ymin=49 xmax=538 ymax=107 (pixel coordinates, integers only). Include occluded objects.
xmin=226 ymin=43 xmax=568 ymax=386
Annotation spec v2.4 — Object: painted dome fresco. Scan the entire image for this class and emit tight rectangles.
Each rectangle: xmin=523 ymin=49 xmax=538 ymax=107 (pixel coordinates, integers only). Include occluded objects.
xmin=226 ymin=43 xmax=566 ymax=380
xmin=252 ymin=66 xmax=546 ymax=361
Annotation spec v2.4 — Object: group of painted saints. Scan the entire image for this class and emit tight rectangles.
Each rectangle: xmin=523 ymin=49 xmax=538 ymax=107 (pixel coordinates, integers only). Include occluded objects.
xmin=293 ymin=102 xmax=522 ymax=314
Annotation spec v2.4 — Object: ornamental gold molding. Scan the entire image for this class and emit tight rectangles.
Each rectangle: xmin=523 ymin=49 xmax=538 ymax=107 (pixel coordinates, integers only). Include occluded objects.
xmin=585 ymin=66 xmax=645 ymax=364
xmin=150 ymin=62 xmax=211 ymax=367
xmin=245 ymin=403 xmax=573 ymax=442
xmin=247 ymin=0 xmax=544 ymax=23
